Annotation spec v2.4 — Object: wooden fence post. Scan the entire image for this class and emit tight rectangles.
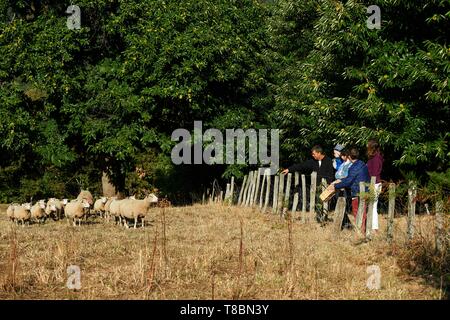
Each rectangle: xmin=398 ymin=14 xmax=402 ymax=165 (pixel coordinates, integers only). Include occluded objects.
xmin=238 ymin=175 xmax=248 ymax=205
xmin=407 ymin=181 xmax=417 ymax=240
xmin=321 ymin=178 xmax=329 ymax=217
xmin=224 ymin=183 xmax=231 ymax=203
xmin=435 ymin=200 xmax=444 ymax=253
xmin=259 ymin=169 xmax=267 ymax=210
xmin=208 ymin=186 xmax=213 ymax=204
xmin=252 ymin=169 xmax=262 ymax=206
xmin=243 ymin=171 xmax=253 ymax=206
xmin=229 ymin=176 xmax=235 ymax=205
xmin=334 ymin=197 xmax=347 ymax=233
xmin=277 ymin=173 xmax=285 ymax=216
xmin=272 ymin=175 xmax=279 ymax=214
xmin=291 ymin=172 xmax=300 ymax=217
xmin=355 ymin=182 xmax=366 ymax=232
xmin=243 ymin=171 xmax=252 ymax=206
xmin=301 ymin=174 xmax=307 ymax=223
xmin=283 ymin=173 xmax=292 ymax=217
xmin=387 ymin=183 xmax=396 ymax=243
xmin=263 ymin=172 xmax=271 ymax=213
xmin=366 ymin=176 xmax=376 ymax=240
xmin=309 ymin=172 xmax=317 ymax=222
xmin=248 ymin=170 xmax=258 ymax=207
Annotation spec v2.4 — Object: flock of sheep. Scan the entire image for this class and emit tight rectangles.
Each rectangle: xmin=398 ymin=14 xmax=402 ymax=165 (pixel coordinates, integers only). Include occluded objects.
xmin=5 ymin=190 xmax=159 ymax=229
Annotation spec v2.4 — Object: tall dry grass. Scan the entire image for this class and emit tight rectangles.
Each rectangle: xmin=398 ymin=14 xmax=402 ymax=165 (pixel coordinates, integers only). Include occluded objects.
xmin=0 ymin=203 xmax=446 ymax=299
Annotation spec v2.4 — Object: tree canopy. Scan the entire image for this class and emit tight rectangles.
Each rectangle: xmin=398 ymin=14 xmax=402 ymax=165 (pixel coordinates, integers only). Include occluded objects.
xmin=0 ymin=0 xmax=448 ymax=202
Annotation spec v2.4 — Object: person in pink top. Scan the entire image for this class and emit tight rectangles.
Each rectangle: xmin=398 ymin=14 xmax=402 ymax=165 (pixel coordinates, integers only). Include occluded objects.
xmin=366 ymin=138 xmax=383 ymax=231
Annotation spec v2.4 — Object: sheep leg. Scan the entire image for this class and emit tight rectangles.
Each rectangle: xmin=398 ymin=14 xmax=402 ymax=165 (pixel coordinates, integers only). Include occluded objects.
xmin=141 ymin=217 xmax=145 ymax=228
xmin=134 ymin=217 xmax=137 ymax=229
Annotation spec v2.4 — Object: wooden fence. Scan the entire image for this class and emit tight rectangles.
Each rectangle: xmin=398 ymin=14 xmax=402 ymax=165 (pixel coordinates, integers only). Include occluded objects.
xmin=202 ymin=169 xmax=447 ymax=251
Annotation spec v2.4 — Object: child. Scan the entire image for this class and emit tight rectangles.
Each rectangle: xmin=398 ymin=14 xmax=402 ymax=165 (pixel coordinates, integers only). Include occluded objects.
xmin=335 ymin=149 xmax=353 ymax=181
xmin=333 ymin=144 xmax=345 ymax=171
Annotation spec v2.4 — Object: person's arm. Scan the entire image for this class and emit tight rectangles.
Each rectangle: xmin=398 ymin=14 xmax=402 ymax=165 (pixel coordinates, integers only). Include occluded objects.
xmin=334 ymin=166 xmax=357 ymax=189
xmin=287 ymin=159 xmax=313 ymax=174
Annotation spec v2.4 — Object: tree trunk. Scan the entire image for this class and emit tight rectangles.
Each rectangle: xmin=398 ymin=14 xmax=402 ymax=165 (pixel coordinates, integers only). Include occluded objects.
xmin=102 ymin=171 xmax=117 ymax=197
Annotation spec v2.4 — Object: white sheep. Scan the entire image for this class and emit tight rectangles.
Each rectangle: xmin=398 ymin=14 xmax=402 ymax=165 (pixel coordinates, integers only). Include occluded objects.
xmin=61 ymin=198 xmax=68 ymax=215
xmin=45 ymin=198 xmax=63 ymax=220
xmin=103 ymin=196 xmax=117 ymax=222
xmin=13 ymin=203 xmax=32 ymax=227
xmin=65 ymin=198 xmax=90 ymax=227
xmin=109 ymin=198 xmax=125 ymax=225
xmin=31 ymin=200 xmax=47 ymax=224
xmin=93 ymin=197 xmax=108 ymax=217
xmin=120 ymin=194 xmax=158 ymax=229
xmin=6 ymin=203 xmax=19 ymax=222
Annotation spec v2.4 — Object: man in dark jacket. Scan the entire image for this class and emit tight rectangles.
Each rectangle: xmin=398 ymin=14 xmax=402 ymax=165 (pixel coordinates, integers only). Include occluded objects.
xmin=281 ymin=145 xmax=335 ymax=184
xmin=281 ymin=145 xmax=335 ymax=224
xmin=331 ymin=147 xmax=370 ymax=232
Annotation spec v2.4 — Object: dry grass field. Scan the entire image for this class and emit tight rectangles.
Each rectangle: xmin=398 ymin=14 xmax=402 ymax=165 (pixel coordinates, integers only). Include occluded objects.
xmin=0 ymin=203 xmax=446 ymax=300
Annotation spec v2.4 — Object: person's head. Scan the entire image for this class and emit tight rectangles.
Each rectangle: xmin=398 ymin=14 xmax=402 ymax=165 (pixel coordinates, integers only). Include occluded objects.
xmin=367 ymin=138 xmax=380 ymax=159
xmin=348 ymin=147 xmax=360 ymax=162
xmin=333 ymin=144 xmax=344 ymax=158
xmin=311 ymin=145 xmax=325 ymax=161
xmin=340 ymin=149 xmax=349 ymax=162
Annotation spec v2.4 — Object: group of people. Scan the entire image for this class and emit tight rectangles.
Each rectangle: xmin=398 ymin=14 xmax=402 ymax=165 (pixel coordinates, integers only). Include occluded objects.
xmin=281 ymin=139 xmax=384 ymax=232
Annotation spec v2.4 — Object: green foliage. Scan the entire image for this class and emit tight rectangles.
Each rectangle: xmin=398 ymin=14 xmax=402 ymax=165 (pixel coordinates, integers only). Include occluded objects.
xmin=0 ymin=0 xmax=448 ymax=202
xmin=0 ymin=0 xmax=271 ymax=202
xmin=269 ymin=0 xmax=449 ymax=179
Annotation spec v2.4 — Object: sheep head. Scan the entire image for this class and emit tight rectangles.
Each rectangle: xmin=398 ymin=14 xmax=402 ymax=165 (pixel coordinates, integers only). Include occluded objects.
xmin=145 ymin=193 xmax=158 ymax=203
xmin=22 ymin=203 xmax=31 ymax=210
xmin=81 ymin=199 xmax=90 ymax=208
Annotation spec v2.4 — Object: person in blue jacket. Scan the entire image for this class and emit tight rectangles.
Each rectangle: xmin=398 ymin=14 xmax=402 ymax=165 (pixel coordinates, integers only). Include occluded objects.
xmin=330 ymin=147 xmax=370 ymax=232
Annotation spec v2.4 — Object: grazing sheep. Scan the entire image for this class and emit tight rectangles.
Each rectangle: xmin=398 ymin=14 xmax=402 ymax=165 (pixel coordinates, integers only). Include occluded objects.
xmin=6 ymin=203 xmax=19 ymax=222
xmin=109 ymin=199 xmax=125 ymax=225
xmin=65 ymin=198 xmax=90 ymax=227
xmin=14 ymin=203 xmax=32 ymax=227
xmin=104 ymin=196 xmax=117 ymax=222
xmin=120 ymin=194 xmax=158 ymax=229
xmin=77 ymin=190 xmax=94 ymax=206
xmin=31 ymin=200 xmax=47 ymax=224
xmin=60 ymin=198 xmax=68 ymax=215
xmin=93 ymin=197 xmax=108 ymax=217
xmin=45 ymin=198 xmax=63 ymax=220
